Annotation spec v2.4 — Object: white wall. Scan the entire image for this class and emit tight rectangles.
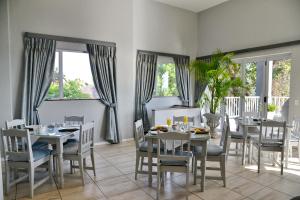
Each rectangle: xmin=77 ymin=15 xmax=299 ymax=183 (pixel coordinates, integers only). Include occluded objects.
xmin=197 ymin=0 xmax=300 ymax=121
xmin=1 ymin=0 xmax=198 ymax=142
xmin=0 ymin=0 xmax=13 ymax=128
xmin=8 ymin=0 xmax=134 ymax=142
xmin=133 ymin=0 xmax=198 ymax=117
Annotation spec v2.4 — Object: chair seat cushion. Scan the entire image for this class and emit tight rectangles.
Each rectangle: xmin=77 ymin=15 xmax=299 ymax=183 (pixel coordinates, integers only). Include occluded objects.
xmin=63 ymin=141 xmax=79 ymax=155
xmin=160 ymin=160 xmax=187 ymax=166
xmin=139 ymin=141 xmax=162 ymax=152
xmin=9 ymin=149 xmax=51 ymax=162
xmin=32 ymin=141 xmax=49 ymax=149
xmin=193 ymin=144 xmax=223 ymax=156
xmin=65 ymin=138 xmax=79 ymax=144
xmin=252 ymin=137 xmax=283 ymax=147
xmin=231 ymin=131 xmax=244 ymax=139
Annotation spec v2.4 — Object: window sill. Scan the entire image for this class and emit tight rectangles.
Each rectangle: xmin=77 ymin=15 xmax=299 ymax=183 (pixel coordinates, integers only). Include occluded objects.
xmin=45 ymin=98 xmax=100 ymax=101
xmin=152 ymin=96 xmax=180 ymax=98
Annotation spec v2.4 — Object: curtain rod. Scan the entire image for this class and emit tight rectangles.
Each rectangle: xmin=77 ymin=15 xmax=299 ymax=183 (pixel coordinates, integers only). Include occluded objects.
xmin=137 ymin=50 xmax=190 ymax=59
xmin=197 ymin=39 xmax=300 ymax=60
xmin=24 ymin=32 xmax=116 ymax=47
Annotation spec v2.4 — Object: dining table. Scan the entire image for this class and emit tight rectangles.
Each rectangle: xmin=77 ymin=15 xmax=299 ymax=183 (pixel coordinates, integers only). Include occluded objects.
xmin=29 ymin=126 xmax=79 ymax=188
xmin=145 ymin=130 xmax=210 ymax=192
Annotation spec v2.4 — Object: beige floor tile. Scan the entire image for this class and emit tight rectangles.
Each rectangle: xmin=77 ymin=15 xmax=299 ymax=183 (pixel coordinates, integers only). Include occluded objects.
xmin=88 ymin=166 xmax=122 ymax=181
xmin=96 ymin=175 xmax=139 ymax=197
xmin=194 ymin=186 xmax=244 ymax=200
xmin=269 ymin=179 xmax=300 ymax=197
xmin=247 ymin=172 xmax=283 ymax=186
xmin=59 ymin=183 xmax=105 ymax=200
xmin=249 ymin=187 xmax=292 ymax=200
xmin=108 ymin=189 xmax=153 ymax=200
xmin=226 ymin=175 xmax=264 ymax=196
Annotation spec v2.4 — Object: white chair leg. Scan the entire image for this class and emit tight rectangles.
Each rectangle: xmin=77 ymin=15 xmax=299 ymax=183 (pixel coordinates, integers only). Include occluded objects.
xmin=220 ymin=156 xmax=226 ymax=187
xmin=29 ymin=166 xmax=34 ymax=198
xmin=70 ymin=161 xmax=73 ymax=174
xmin=157 ymin=168 xmax=161 ymax=200
xmin=49 ymin=155 xmax=54 ymax=184
xmin=140 ymin=157 xmax=144 ymax=171
xmin=135 ymin=154 xmax=139 ymax=180
xmin=5 ymin=163 xmax=10 ymax=195
xmin=257 ymin=147 xmax=261 ymax=173
xmin=281 ymin=150 xmax=284 ymax=175
xmin=193 ymin=157 xmax=197 ymax=185
xmin=91 ymin=150 xmax=96 ymax=176
xmin=78 ymin=158 xmax=85 ymax=185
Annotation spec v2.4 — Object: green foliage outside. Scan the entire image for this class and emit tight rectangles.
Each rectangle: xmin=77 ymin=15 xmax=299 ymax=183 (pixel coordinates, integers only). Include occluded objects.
xmin=267 ymin=104 xmax=277 ymax=112
xmin=48 ymin=78 xmax=91 ymax=99
xmin=190 ymin=50 xmax=244 ymax=114
xmin=244 ymin=62 xmax=257 ymax=96
xmin=155 ymin=63 xmax=179 ymax=96
xmin=272 ymin=59 xmax=291 ymax=97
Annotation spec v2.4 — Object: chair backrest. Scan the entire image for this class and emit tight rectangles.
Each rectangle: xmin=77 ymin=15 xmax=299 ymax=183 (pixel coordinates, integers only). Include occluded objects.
xmin=157 ymin=132 xmax=191 ymax=163
xmin=64 ymin=116 xmax=84 ymax=126
xmin=6 ymin=119 xmax=26 ymax=129
xmin=134 ymin=119 xmax=145 ymax=149
xmin=221 ymin=116 xmax=230 ymax=154
xmin=173 ymin=116 xmax=195 ymax=126
xmin=79 ymin=122 xmax=94 ymax=154
xmin=259 ymin=120 xmax=287 ymax=145
xmin=291 ymin=117 xmax=300 ymax=138
xmin=1 ymin=129 xmax=33 ymax=162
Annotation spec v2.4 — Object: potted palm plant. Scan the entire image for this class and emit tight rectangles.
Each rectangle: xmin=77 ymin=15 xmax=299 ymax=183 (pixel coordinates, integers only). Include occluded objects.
xmin=190 ymin=50 xmax=244 ymax=138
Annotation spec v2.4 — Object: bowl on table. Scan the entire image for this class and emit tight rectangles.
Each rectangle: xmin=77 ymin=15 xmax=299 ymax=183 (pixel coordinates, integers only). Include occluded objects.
xmin=151 ymin=125 xmax=168 ymax=132
xmin=191 ymin=127 xmax=209 ymax=134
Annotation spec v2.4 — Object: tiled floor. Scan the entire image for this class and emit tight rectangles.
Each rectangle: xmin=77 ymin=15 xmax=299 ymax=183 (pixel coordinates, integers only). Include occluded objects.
xmin=3 ymin=140 xmax=300 ymax=200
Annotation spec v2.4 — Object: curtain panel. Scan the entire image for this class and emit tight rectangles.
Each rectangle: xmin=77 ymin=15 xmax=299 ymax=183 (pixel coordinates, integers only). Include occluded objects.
xmin=87 ymin=44 xmax=120 ymax=144
xmin=194 ymin=57 xmax=211 ymax=104
xmin=135 ymin=52 xmax=158 ymax=131
xmin=174 ymin=56 xmax=190 ymax=106
xmin=21 ymin=37 xmax=56 ymax=125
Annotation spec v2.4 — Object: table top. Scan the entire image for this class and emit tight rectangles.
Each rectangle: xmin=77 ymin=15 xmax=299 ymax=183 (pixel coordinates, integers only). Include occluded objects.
xmin=145 ymin=131 xmax=210 ymax=141
xmin=28 ymin=126 xmax=79 ymax=139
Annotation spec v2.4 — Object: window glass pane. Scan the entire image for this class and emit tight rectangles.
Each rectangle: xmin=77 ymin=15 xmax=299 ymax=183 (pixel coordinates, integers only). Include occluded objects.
xmin=62 ymin=51 xmax=99 ymax=99
xmin=47 ymin=52 xmax=60 ymax=99
xmin=154 ymin=56 xmax=178 ymax=97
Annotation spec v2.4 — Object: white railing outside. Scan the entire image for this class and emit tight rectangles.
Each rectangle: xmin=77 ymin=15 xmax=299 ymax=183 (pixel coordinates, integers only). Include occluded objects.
xmin=224 ymin=96 xmax=289 ymax=117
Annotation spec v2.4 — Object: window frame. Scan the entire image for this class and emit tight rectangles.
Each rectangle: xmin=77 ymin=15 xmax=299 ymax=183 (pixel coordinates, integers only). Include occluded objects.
xmin=46 ymin=49 xmax=100 ymax=101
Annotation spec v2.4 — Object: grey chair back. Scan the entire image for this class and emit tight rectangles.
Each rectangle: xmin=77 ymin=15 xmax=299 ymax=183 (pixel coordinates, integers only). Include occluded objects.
xmin=134 ymin=119 xmax=145 ymax=150
xmin=220 ymin=115 xmax=230 ymax=154
xmin=79 ymin=122 xmax=94 ymax=154
xmin=157 ymin=132 xmax=191 ymax=161
xmin=259 ymin=120 xmax=287 ymax=145
xmin=173 ymin=116 xmax=195 ymax=126
xmin=6 ymin=119 xmax=26 ymax=129
xmin=1 ymin=129 xmax=33 ymax=162
xmin=64 ymin=116 xmax=84 ymax=126
xmin=291 ymin=117 xmax=300 ymax=139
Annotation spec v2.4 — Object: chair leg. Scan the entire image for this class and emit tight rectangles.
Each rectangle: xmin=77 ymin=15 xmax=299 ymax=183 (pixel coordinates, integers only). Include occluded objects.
xmin=135 ymin=154 xmax=139 ymax=180
xmin=235 ymin=143 xmax=239 ymax=155
xmin=220 ymin=156 xmax=226 ymax=187
xmin=200 ymin=157 xmax=206 ymax=192
xmin=5 ymin=163 xmax=10 ymax=195
xmin=157 ymin=168 xmax=161 ymax=200
xmin=29 ymin=165 xmax=34 ymax=198
xmin=191 ymin=156 xmax=194 ymax=173
xmin=70 ymin=161 xmax=73 ymax=174
xmin=140 ymin=157 xmax=144 ymax=171
xmin=49 ymin=155 xmax=54 ymax=184
xmin=186 ymin=165 xmax=189 ymax=190
xmin=298 ymin=141 xmax=300 ymax=162
xmin=257 ymin=147 xmax=261 ymax=173
xmin=193 ymin=157 xmax=197 ymax=185
xmin=78 ymin=158 xmax=85 ymax=185
xmin=91 ymin=150 xmax=96 ymax=176
xmin=281 ymin=150 xmax=284 ymax=175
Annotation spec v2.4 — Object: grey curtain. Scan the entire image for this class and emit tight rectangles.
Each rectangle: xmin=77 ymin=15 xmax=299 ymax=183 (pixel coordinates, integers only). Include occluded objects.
xmin=87 ymin=44 xmax=120 ymax=144
xmin=21 ymin=37 xmax=56 ymax=125
xmin=194 ymin=57 xmax=211 ymax=104
xmin=174 ymin=56 xmax=190 ymax=106
xmin=135 ymin=52 xmax=158 ymax=131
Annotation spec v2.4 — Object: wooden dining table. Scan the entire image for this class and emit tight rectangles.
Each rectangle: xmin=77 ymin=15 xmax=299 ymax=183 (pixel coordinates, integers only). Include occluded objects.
xmin=30 ymin=126 xmax=79 ymax=188
xmin=145 ymin=131 xmax=210 ymax=192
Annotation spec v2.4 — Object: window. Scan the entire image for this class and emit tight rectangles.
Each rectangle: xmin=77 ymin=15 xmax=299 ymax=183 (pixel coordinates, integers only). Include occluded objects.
xmin=154 ymin=56 xmax=178 ymax=97
xmin=47 ymin=51 xmax=99 ymax=100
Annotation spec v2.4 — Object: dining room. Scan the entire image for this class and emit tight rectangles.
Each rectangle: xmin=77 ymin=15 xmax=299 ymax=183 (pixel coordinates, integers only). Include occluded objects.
xmin=1 ymin=0 xmax=300 ymax=199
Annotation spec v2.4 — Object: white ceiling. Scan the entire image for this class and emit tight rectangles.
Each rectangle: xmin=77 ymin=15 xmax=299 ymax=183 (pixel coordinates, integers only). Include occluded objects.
xmin=153 ymin=0 xmax=230 ymax=13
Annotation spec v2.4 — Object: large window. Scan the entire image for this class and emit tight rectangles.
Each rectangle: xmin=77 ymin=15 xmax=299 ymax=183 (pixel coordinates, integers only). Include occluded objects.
xmin=47 ymin=51 xmax=99 ymax=100
xmin=154 ymin=56 xmax=178 ymax=97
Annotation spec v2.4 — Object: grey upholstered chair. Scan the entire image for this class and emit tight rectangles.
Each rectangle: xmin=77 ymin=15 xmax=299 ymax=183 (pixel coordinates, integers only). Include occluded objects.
xmin=289 ymin=117 xmax=300 ymax=161
xmin=156 ymin=131 xmax=192 ymax=200
xmin=64 ymin=115 xmax=84 ymax=126
xmin=56 ymin=122 xmax=96 ymax=184
xmin=134 ymin=119 xmax=158 ymax=180
xmin=1 ymin=129 xmax=53 ymax=198
xmin=173 ymin=116 xmax=195 ymax=126
xmin=252 ymin=120 xmax=287 ymax=174
xmin=193 ymin=118 xmax=230 ymax=187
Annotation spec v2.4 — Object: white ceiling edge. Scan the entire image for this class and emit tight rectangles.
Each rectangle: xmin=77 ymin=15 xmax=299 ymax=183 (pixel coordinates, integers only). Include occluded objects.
xmin=152 ymin=0 xmax=230 ymax=13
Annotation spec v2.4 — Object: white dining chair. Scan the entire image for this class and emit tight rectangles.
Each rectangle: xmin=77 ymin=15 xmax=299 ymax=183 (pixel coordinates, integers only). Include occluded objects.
xmin=64 ymin=115 xmax=84 ymax=126
xmin=252 ymin=120 xmax=287 ymax=174
xmin=55 ymin=122 xmax=96 ymax=184
xmin=289 ymin=117 xmax=300 ymax=161
xmin=156 ymin=131 xmax=192 ymax=200
xmin=1 ymin=128 xmax=53 ymax=198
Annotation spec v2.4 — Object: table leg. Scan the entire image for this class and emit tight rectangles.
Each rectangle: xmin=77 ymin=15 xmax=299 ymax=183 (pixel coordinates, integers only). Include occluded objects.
xmin=147 ymin=138 xmax=153 ymax=185
xmin=201 ymin=141 xmax=207 ymax=192
xmin=242 ymin=126 xmax=247 ymax=166
xmin=57 ymin=140 xmax=64 ymax=188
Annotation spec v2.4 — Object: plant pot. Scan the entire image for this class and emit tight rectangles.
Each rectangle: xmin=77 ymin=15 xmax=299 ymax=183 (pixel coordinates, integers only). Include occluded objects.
xmin=267 ymin=112 xmax=275 ymax=119
xmin=203 ymin=113 xmax=221 ymax=138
